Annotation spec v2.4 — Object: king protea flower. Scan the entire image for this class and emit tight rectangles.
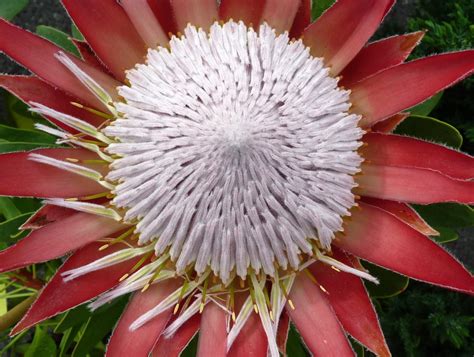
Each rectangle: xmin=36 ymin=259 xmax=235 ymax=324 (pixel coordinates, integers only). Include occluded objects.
xmin=0 ymin=0 xmax=473 ymax=356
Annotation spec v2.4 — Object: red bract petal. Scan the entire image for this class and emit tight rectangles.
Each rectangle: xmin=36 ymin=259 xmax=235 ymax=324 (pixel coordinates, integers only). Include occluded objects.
xmin=172 ymin=0 xmax=218 ymax=32
xmin=361 ymin=197 xmax=438 ymax=236
xmin=0 ymin=75 xmax=105 ymax=128
xmin=303 ymin=0 xmax=395 ymax=75
xmin=0 ymin=19 xmax=118 ymax=110
xmin=276 ymin=311 xmax=290 ymax=355
xmin=336 ymin=202 xmax=474 ymax=294
xmin=152 ymin=315 xmax=201 ymax=357
xmin=21 ymin=205 xmax=75 ymax=230
xmin=310 ymin=249 xmax=390 ymax=357
xmin=121 ymin=0 xmax=169 ymax=48
xmin=228 ymin=311 xmax=268 ymax=357
xmin=351 ymin=51 xmax=474 ymax=127
xmin=61 ymin=0 xmax=147 ymax=81
xmin=106 ymin=280 xmax=181 ymax=357
xmin=197 ymin=302 xmax=227 ymax=357
xmin=287 ymin=274 xmax=354 ymax=356
xmin=372 ymin=113 xmax=409 ymax=133
xmin=289 ymin=0 xmax=310 ymax=39
xmin=71 ymin=40 xmax=110 ymax=73
xmin=261 ymin=0 xmax=300 ymax=34
xmin=363 ymin=133 xmax=474 ymax=180
xmin=356 ymin=164 xmax=474 ymax=204
xmin=0 ymin=149 xmax=105 ymax=198
xmin=219 ymin=0 xmax=266 ymax=27
xmin=148 ymin=0 xmax=178 ymax=35
xmin=340 ymin=32 xmax=425 ymax=87
xmin=0 ymin=213 xmax=125 ymax=274
xmin=11 ymin=242 xmax=141 ymax=334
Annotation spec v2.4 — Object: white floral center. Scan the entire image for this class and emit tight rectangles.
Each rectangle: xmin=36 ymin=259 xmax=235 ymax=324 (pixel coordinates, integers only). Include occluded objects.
xmin=103 ymin=22 xmax=363 ymax=282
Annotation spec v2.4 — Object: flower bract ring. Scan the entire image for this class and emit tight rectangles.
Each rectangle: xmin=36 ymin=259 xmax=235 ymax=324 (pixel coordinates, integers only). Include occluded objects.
xmin=0 ymin=1 xmax=473 ymax=356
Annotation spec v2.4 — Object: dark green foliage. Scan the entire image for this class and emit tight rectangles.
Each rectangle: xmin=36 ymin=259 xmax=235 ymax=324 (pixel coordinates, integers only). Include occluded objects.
xmin=376 ymin=282 xmax=474 ymax=357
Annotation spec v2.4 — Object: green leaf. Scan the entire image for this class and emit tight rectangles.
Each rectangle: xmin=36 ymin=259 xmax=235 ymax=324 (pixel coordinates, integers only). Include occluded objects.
xmin=409 ymin=92 xmax=444 ymax=116
xmin=0 ymin=197 xmax=21 ymax=220
xmin=180 ymin=334 xmax=199 ymax=357
xmin=0 ymin=213 xmax=32 ymax=243
xmin=71 ymin=24 xmax=84 ymax=41
xmin=25 ymin=326 xmax=57 ymax=357
xmin=363 ymin=262 xmax=409 ymax=299
xmin=431 ymin=227 xmax=459 ymax=244
xmin=286 ymin=324 xmax=308 ymax=356
xmin=0 ymin=124 xmax=57 ymax=144
xmin=350 ymin=338 xmax=365 ymax=357
xmin=5 ymin=93 xmax=37 ymax=129
xmin=55 ymin=305 xmax=93 ymax=333
xmin=394 ymin=115 xmax=463 ymax=149
xmin=413 ymin=203 xmax=474 ymax=229
xmin=36 ymin=25 xmax=80 ymax=56
xmin=0 ymin=284 xmax=6 ymax=315
xmin=58 ymin=325 xmax=82 ymax=357
xmin=312 ymin=0 xmax=335 ymax=20
xmin=0 ymin=0 xmax=29 ymax=20
xmin=0 ymin=142 xmax=58 ymax=154
xmin=71 ymin=297 xmax=128 ymax=357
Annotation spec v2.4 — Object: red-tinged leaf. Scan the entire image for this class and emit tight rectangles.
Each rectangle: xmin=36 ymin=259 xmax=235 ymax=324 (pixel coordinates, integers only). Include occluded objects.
xmin=303 ymin=0 xmax=394 ymax=75
xmin=261 ymin=0 xmax=300 ymax=34
xmin=351 ymin=51 xmax=474 ymax=127
xmin=219 ymin=0 xmax=266 ymax=27
xmin=228 ymin=311 xmax=268 ymax=357
xmin=71 ymin=40 xmax=111 ymax=73
xmin=0 ymin=19 xmax=119 ymax=110
xmin=372 ymin=113 xmax=409 ymax=133
xmin=287 ymin=273 xmax=354 ymax=356
xmin=276 ymin=311 xmax=290 ymax=355
xmin=335 ymin=202 xmax=474 ymax=295
xmin=197 ymin=302 xmax=227 ymax=357
xmin=361 ymin=197 xmax=438 ymax=236
xmin=310 ymin=249 xmax=390 ymax=357
xmin=11 ymin=242 xmax=141 ymax=334
xmin=340 ymin=32 xmax=425 ymax=87
xmin=61 ymin=0 xmax=147 ymax=80
xmin=0 ymin=75 xmax=106 ymax=128
xmin=21 ymin=204 xmax=75 ymax=230
xmin=0 ymin=148 xmax=106 ymax=198
xmin=152 ymin=315 xmax=201 ymax=357
xmin=356 ymin=164 xmax=474 ymax=204
xmin=171 ymin=0 xmax=218 ymax=32
xmin=362 ymin=133 xmax=474 ymax=180
xmin=289 ymin=0 xmax=310 ymax=39
xmin=0 ymin=213 xmax=125 ymax=273
xmin=121 ymin=0 xmax=169 ymax=48
xmin=147 ymin=0 xmax=178 ymax=36
xmin=106 ymin=280 xmax=181 ymax=357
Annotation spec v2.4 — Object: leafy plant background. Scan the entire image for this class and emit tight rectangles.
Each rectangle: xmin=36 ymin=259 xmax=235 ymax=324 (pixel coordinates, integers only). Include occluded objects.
xmin=0 ymin=0 xmax=472 ymax=356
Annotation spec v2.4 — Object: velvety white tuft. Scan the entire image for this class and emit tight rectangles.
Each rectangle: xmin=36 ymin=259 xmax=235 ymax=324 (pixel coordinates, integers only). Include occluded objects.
xmin=104 ymin=22 xmax=363 ymax=282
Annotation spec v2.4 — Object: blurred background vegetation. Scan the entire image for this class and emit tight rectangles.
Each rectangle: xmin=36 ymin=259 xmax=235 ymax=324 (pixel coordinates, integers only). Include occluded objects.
xmin=0 ymin=0 xmax=472 ymax=356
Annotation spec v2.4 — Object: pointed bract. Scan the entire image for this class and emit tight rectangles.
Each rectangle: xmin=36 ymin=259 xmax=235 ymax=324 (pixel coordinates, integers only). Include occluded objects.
xmin=261 ymin=0 xmax=300 ymax=34
xmin=152 ymin=315 xmax=201 ymax=357
xmin=340 ymin=32 xmax=425 ymax=86
xmin=356 ymin=164 xmax=474 ymax=204
xmin=61 ymin=0 xmax=147 ymax=80
xmin=303 ymin=0 xmax=395 ymax=75
xmin=310 ymin=249 xmax=391 ymax=357
xmin=287 ymin=274 xmax=354 ymax=356
xmin=11 ymin=242 xmax=142 ymax=334
xmin=147 ymin=0 xmax=178 ymax=35
xmin=336 ymin=203 xmax=474 ymax=294
xmin=0 ymin=213 xmax=125 ymax=274
xmin=21 ymin=204 xmax=75 ymax=230
xmin=228 ymin=310 xmax=268 ymax=357
xmin=0 ymin=149 xmax=106 ymax=198
xmin=372 ymin=113 xmax=409 ymax=133
xmin=106 ymin=280 xmax=180 ymax=357
xmin=197 ymin=302 xmax=227 ymax=357
xmin=352 ymin=51 xmax=474 ymax=127
xmin=172 ymin=0 xmax=218 ymax=32
xmin=219 ymin=0 xmax=266 ymax=27
xmin=289 ymin=0 xmax=310 ymax=39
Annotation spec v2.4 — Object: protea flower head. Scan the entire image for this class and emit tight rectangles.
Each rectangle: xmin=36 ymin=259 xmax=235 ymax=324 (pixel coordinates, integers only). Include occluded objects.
xmin=0 ymin=0 xmax=473 ymax=356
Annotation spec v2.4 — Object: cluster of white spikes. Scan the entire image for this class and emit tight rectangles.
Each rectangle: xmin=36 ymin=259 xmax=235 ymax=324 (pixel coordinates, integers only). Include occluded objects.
xmin=103 ymin=21 xmax=363 ymax=282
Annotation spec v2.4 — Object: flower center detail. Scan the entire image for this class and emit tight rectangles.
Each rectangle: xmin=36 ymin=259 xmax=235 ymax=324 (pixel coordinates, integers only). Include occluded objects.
xmin=103 ymin=22 xmax=363 ymax=282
